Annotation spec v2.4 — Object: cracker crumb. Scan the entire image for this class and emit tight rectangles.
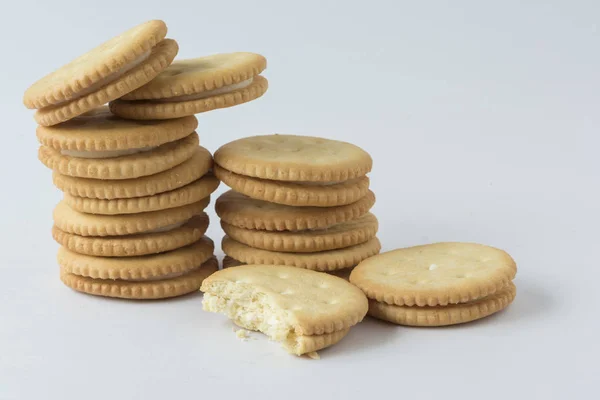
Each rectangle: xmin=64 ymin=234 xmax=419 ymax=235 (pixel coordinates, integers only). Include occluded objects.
xmin=306 ymin=351 xmax=320 ymax=360
xmin=235 ymin=329 xmax=250 ymax=341
xmin=429 ymin=264 xmax=438 ymax=271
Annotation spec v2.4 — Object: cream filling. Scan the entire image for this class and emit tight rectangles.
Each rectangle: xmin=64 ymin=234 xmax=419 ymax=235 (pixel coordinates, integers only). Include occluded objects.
xmin=157 ymin=78 xmax=254 ymax=102
xmin=144 ymin=220 xmax=187 ymax=234
xmin=60 ymin=146 xmax=157 ymax=159
xmin=57 ymin=50 xmax=152 ymax=105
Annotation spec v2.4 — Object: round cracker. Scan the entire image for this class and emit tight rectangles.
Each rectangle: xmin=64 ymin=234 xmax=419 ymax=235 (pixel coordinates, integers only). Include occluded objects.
xmin=288 ymin=329 xmax=350 ymax=356
xmin=201 ymin=264 xmax=368 ymax=336
xmin=121 ymin=52 xmax=267 ymax=100
xmin=58 ymin=236 xmax=214 ymax=280
xmin=221 ymin=213 xmax=378 ymax=253
xmin=36 ymin=107 xmax=198 ymax=151
xmin=38 ymin=132 xmax=198 ymax=180
xmin=60 ymin=256 xmax=218 ymax=300
xmin=109 ymin=75 xmax=268 ymax=120
xmin=222 ymin=236 xmax=381 ymax=272
xmin=53 ymin=198 xmax=209 ymax=237
xmin=216 ymin=190 xmax=375 ymax=231
xmin=350 ymin=242 xmax=517 ymax=307
xmin=64 ymin=175 xmax=218 ymax=215
xmin=214 ymin=134 xmax=372 ymax=182
xmin=52 ymin=214 xmax=209 ymax=257
xmin=368 ymin=282 xmax=517 ymax=327
xmin=34 ymin=39 xmax=179 ymax=126
xmin=215 ymin=165 xmax=370 ymax=207
xmin=24 ymin=20 xmax=167 ymax=109
xmin=53 ymin=146 xmax=212 ymax=199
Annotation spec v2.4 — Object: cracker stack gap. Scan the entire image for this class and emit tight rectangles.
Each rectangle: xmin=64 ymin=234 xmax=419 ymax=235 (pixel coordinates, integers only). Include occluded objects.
xmin=214 ymin=134 xmax=381 ymax=277
xmin=24 ymin=19 xmax=268 ymax=299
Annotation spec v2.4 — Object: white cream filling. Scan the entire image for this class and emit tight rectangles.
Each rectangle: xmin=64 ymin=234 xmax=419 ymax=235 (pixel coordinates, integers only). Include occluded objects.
xmin=157 ymin=78 xmax=254 ymax=102
xmin=57 ymin=50 xmax=152 ymax=105
xmin=144 ymin=220 xmax=187 ymax=234
xmin=61 ymin=146 xmax=157 ymax=159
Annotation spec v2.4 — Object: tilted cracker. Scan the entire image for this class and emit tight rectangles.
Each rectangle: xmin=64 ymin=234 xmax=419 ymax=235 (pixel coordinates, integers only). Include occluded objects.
xmin=222 ymin=236 xmax=381 ymax=272
xmin=60 ymin=256 xmax=218 ymax=300
xmin=350 ymin=242 xmax=517 ymax=307
xmin=109 ymin=76 xmax=268 ymax=120
xmin=58 ymin=236 xmax=214 ymax=280
xmin=215 ymin=165 xmax=370 ymax=207
xmin=221 ymin=213 xmax=378 ymax=253
xmin=121 ymin=52 xmax=267 ymax=100
xmin=52 ymin=214 xmax=209 ymax=257
xmin=64 ymin=175 xmax=218 ymax=215
xmin=214 ymin=134 xmax=372 ymax=182
xmin=38 ymin=132 xmax=199 ymax=180
xmin=24 ymin=20 xmax=168 ymax=109
xmin=37 ymin=107 xmax=197 ymax=151
xmin=35 ymin=39 xmax=179 ymax=126
xmin=53 ymin=198 xmax=209 ymax=237
xmin=201 ymin=265 xmax=368 ymax=354
xmin=368 ymin=282 xmax=517 ymax=326
xmin=216 ymin=190 xmax=376 ymax=231
xmin=52 ymin=146 xmax=212 ymax=199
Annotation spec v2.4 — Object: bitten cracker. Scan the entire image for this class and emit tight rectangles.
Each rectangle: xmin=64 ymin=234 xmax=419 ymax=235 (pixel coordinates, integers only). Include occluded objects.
xmin=201 ymin=265 xmax=368 ymax=355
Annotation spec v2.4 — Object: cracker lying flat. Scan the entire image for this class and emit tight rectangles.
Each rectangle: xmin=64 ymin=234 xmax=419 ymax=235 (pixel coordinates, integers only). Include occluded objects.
xmin=221 ymin=213 xmax=378 ymax=253
xmin=368 ymin=283 xmax=517 ymax=326
xmin=37 ymin=107 xmax=198 ymax=152
xmin=216 ymin=190 xmax=376 ymax=231
xmin=109 ymin=76 xmax=268 ymax=120
xmin=52 ymin=214 xmax=209 ymax=257
xmin=222 ymin=236 xmax=381 ymax=272
xmin=63 ymin=175 xmax=218 ymax=215
xmin=214 ymin=134 xmax=372 ymax=182
xmin=350 ymin=242 xmax=517 ymax=307
xmin=58 ymin=236 xmax=214 ymax=280
xmin=53 ymin=146 xmax=212 ymax=199
xmin=53 ymin=198 xmax=209 ymax=237
xmin=38 ymin=132 xmax=199 ymax=180
xmin=61 ymin=256 xmax=218 ymax=300
xmin=215 ymin=165 xmax=370 ymax=207
xmin=201 ymin=265 xmax=368 ymax=355
xmin=24 ymin=20 xmax=168 ymax=109
xmin=35 ymin=39 xmax=179 ymax=126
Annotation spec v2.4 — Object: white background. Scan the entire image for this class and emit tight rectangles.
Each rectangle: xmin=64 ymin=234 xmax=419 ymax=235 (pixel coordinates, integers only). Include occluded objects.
xmin=1 ymin=1 xmax=598 ymax=399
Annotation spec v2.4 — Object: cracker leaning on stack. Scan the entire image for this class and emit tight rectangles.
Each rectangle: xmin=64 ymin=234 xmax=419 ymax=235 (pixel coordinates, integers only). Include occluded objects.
xmin=213 ymin=134 xmax=381 ymax=277
xmin=24 ymin=20 xmax=268 ymax=299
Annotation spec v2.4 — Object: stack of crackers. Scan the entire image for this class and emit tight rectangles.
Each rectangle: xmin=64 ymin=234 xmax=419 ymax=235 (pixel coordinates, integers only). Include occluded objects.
xmin=24 ymin=20 xmax=268 ymax=299
xmin=213 ymin=134 xmax=381 ymax=278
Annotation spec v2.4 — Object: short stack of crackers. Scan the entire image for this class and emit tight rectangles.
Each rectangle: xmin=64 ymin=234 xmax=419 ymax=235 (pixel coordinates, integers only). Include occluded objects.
xmin=213 ymin=134 xmax=382 ymax=278
xmin=24 ymin=20 xmax=268 ymax=299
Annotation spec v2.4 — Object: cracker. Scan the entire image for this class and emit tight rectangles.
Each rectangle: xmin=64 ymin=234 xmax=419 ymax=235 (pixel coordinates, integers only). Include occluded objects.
xmin=368 ymin=282 xmax=517 ymax=326
xmin=53 ymin=198 xmax=208 ymax=237
xmin=60 ymin=256 xmax=218 ymax=300
xmin=289 ymin=329 xmax=349 ymax=356
xmin=121 ymin=52 xmax=267 ymax=100
xmin=52 ymin=214 xmax=209 ymax=257
xmin=109 ymin=76 xmax=268 ymax=120
xmin=63 ymin=175 xmax=218 ymax=215
xmin=349 ymin=242 xmax=517 ymax=307
xmin=222 ymin=255 xmax=245 ymax=269
xmin=221 ymin=213 xmax=378 ymax=253
xmin=24 ymin=20 xmax=167 ymax=109
xmin=52 ymin=146 xmax=212 ymax=199
xmin=201 ymin=265 xmax=368 ymax=338
xmin=216 ymin=190 xmax=376 ymax=231
xmin=58 ymin=236 xmax=214 ymax=280
xmin=34 ymin=39 xmax=179 ymax=126
xmin=38 ymin=132 xmax=198 ymax=180
xmin=222 ymin=236 xmax=381 ymax=272
xmin=214 ymin=134 xmax=372 ymax=182
xmin=36 ymin=107 xmax=198 ymax=152
xmin=215 ymin=165 xmax=370 ymax=207
xmin=222 ymin=256 xmax=354 ymax=281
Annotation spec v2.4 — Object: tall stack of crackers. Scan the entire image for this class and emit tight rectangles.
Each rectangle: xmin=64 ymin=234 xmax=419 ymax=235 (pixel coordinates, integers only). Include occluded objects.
xmin=24 ymin=20 xmax=268 ymax=299
xmin=213 ymin=135 xmax=381 ymax=279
